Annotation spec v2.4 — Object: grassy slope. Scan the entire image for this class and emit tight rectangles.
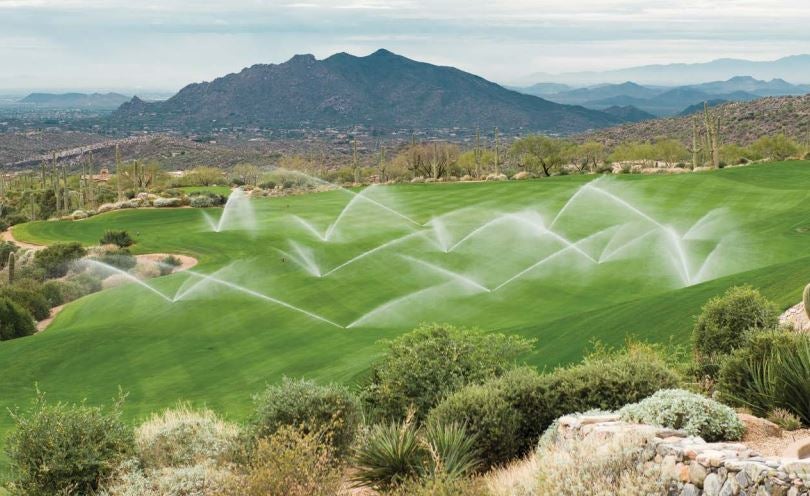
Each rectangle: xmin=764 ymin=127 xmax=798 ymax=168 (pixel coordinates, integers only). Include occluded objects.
xmin=1 ymin=161 xmax=810 ymax=474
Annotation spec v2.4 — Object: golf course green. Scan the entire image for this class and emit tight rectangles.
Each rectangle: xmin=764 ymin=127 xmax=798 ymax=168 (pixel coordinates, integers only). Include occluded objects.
xmin=1 ymin=161 xmax=810 ymax=472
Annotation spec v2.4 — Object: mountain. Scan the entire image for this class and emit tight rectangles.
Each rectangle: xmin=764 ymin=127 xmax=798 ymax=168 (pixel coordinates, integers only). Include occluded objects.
xmin=511 ymin=82 xmax=571 ymax=97
xmin=678 ymin=99 xmax=727 ymax=117
xmin=600 ymin=105 xmax=656 ymax=123
xmin=518 ymin=55 xmax=810 ymax=86
xmin=19 ymin=92 xmax=130 ymax=108
xmin=581 ymin=95 xmax=810 ymax=146
xmin=687 ymin=76 xmax=810 ymax=97
xmin=111 ymin=49 xmax=621 ymax=133
xmin=542 ymin=82 xmax=663 ymax=105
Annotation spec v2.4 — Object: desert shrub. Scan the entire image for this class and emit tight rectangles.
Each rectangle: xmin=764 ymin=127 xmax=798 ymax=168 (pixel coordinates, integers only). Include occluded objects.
xmin=153 ymin=197 xmax=181 ymax=208
xmin=34 ymin=241 xmax=87 ymax=278
xmin=0 ymin=240 xmax=18 ymax=269
xmin=716 ymin=329 xmax=807 ymax=413
xmin=5 ymin=391 xmax=134 ymax=496
xmin=136 ymin=404 xmax=241 ymax=468
xmin=159 ymin=255 xmax=182 ymax=276
xmin=768 ymin=408 xmax=802 ymax=431
xmin=100 ymin=230 xmax=134 ymax=248
xmin=249 ymin=377 xmax=360 ymax=456
xmin=99 ymin=459 xmax=234 ymax=496
xmin=0 ymin=296 xmax=35 ymax=340
xmin=1 ymin=283 xmax=52 ymax=320
xmin=692 ymin=285 xmax=778 ymax=375
xmin=385 ymin=475 xmax=487 ymax=496
xmin=223 ymin=426 xmax=343 ymax=496
xmin=40 ymin=280 xmax=65 ymax=307
xmin=536 ymin=344 xmax=681 ymax=426
xmin=428 ymin=382 xmax=522 ymax=469
xmin=364 ymin=323 xmax=534 ymax=421
xmin=94 ymin=249 xmax=138 ymax=271
xmin=189 ymin=196 xmax=216 ymax=208
xmin=531 ymin=432 xmax=666 ymax=496
xmin=64 ymin=271 xmax=103 ymax=297
xmin=619 ymin=389 xmax=744 ymax=441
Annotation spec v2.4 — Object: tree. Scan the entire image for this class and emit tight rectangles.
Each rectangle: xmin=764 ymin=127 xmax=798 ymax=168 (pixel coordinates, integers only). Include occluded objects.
xmin=572 ymin=141 xmax=606 ymax=172
xmin=232 ymin=163 xmax=261 ymax=186
xmin=510 ymin=136 xmax=569 ymax=177
xmin=654 ymin=138 xmax=688 ymax=167
xmin=748 ymin=134 xmax=800 ymax=161
xmin=396 ymin=142 xmax=459 ymax=179
xmin=119 ymin=160 xmax=161 ymax=191
xmin=185 ymin=166 xmax=224 ymax=186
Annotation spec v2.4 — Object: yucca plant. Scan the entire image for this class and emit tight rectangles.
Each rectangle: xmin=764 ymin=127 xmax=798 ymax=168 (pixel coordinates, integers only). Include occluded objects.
xmin=772 ymin=344 xmax=810 ymax=425
xmin=352 ymin=420 xmax=424 ymax=490
xmin=423 ymin=421 xmax=480 ymax=480
xmin=352 ymin=418 xmax=480 ymax=490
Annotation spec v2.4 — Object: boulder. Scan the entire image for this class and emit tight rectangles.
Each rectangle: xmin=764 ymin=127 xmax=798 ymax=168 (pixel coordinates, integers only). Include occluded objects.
xmin=739 ymin=413 xmax=782 ymax=441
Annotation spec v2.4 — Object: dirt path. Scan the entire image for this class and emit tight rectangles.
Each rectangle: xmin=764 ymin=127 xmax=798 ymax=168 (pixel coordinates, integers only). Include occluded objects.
xmin=1 ymin=228 xmax=46 ymax=250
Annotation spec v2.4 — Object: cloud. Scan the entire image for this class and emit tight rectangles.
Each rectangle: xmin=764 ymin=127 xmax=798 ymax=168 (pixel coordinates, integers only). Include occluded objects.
xmin=1 ymin=0 xmax=810 ymax=89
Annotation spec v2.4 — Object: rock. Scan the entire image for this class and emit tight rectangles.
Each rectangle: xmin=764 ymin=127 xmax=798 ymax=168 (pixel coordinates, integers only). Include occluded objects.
xmin=690 ymin=462 xmax=709 ymax=486
xmin=681 ymin=483 xmax=701 ymax=496
xmin=739 ymin=413 xmax=783 ymax=441
xmin=704 ymin=473 xmax=723 ymax=496
xmin=512 ymin=171 xmax=530 ymax=180
xmin=720 ymin=476 xmax=739 ymax=496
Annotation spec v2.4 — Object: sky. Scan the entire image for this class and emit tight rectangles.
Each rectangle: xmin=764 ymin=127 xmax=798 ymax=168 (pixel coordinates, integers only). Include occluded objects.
xmin=2 ymin=0 xmax=810 ymax=92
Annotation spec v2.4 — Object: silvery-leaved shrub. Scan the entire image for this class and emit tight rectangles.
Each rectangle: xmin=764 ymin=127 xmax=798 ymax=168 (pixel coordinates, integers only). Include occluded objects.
xmin=135 ymin=404 xmax=241 ymax=468
xmin=619 ymin=389 xmax=744 ymax=441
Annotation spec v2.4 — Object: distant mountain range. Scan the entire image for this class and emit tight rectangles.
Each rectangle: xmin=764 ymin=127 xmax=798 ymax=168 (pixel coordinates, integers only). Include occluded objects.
xmin=18 ymin=92 xmax=131 ymax=108
xmin=513 ymin=76 xmax=810 ymax=116
xmin=111 ymin=49 xmax=625 ymax=133
xmin=518 ymin=55 xmax=810 ymax=86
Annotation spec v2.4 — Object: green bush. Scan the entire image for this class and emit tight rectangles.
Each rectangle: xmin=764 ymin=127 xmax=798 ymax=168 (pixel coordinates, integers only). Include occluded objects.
xmin=0 ymin=296 xmax=35 ymax=341
xmin=40 ymin=280 xmax=65 ymax=307
xmin=428 ymin=382 xmax=521 ymax=469
xmin=692 ymin=286 xmax=778 ymax=375
xmin=536 ymin=344 xmax=681 ymax=425
xmin=100 ymin=230 xmax=134 ymax=248
xmin=619 ymin=389 xmax=744 ymax=441
xmin=34 ymin=242 xmax=87 ymax=278
xmin=1 ymin=282 xmax=52 ymax=320
xmin=249 ymin=377 xmax=360 ymax=456
xmin=5 ymin=391 xmax=134 ymax=496
xmin=94 ymin=249 xmax=137 ymax=271
xmin=364 ymin=323 xmax=534 ymax=421
xmin=189 ymin=195 xmax=216 ymax=208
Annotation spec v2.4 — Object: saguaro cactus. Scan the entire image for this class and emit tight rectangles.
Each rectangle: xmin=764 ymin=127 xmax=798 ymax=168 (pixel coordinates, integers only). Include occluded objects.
xmin=8 ymin=251 xmax=15 ymax=284
xmin=703 ymin=102 xmax=722 ymax=168
xmin=687 ymin=116 xmax=703 ymax=169
xmin=803 ymin=283 xmax=810 ymax=320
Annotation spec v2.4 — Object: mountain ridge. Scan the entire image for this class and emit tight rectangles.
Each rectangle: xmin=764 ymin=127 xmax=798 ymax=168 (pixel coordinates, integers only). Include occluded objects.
xmin=111 ymin=49 xmax=622 ymax=133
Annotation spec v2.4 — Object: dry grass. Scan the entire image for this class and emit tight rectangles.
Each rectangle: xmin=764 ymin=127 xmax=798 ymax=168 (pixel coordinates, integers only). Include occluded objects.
xmin=136 ymin=404 xmax=241 ymax=468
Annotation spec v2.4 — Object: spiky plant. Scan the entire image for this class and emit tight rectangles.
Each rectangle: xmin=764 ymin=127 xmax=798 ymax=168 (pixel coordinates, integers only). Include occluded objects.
xmin=422 ymin=420 xmax=480 ymax=480
xmin=352 ymin=420 xmax=424 ymax=490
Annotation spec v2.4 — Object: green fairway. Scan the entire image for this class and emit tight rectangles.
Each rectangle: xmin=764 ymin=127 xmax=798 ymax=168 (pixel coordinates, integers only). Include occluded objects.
xmin=2 ymin=161 xmax=810 ymax=473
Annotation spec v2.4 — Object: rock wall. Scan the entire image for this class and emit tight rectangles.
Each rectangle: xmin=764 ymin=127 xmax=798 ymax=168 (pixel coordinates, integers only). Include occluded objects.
xmin=558 ymin=413 xmax=810 ymax=496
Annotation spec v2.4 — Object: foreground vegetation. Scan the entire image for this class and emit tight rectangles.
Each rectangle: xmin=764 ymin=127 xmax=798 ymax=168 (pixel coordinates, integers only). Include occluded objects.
xmin=5 ymin=282 xmax=810 ymax=494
